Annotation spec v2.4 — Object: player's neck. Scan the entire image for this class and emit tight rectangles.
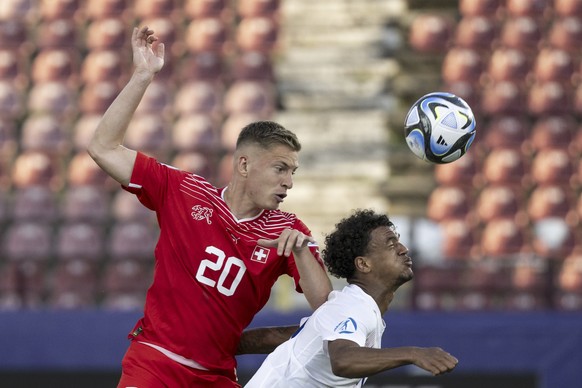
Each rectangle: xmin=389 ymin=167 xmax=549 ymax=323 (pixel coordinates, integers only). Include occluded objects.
xmin=223 ymin=185 xmax=262 ymax=220
xmin=352 ymin=282 xmax=394 ymax=314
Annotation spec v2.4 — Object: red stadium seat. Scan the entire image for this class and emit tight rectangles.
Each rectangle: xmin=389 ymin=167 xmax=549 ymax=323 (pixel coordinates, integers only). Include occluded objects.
xmin=441 ymin=47 xmax=484 ymax=84
xmin=527 ymin=184 xmax=576 ymax=222
xmin=434 ymin=151 xmax=480 ymax=190
xmin=72 ymin=114 xmax=101 ymax=152
xmin=224 ymin=80 xmax=275 ymax=116
xmin=505 ymin=0 xmax=551 ymax=19
xmin=12 ymin=151 xmax=64 ymax=191
xmin=48 ymin=259 xmax=99 ymax=308
xmin=86 ymin=0 xmax=131 ymax=21
xmin=85 ymin=18 xmax=128 ymax=51
xmin=458 ymin=0 xmax=502 ymax=17
xmin=454 ymin=16 xmax=497 ymax=51
xmin=238 ymin=0 xmax=280 ymax=18
xmin=547 ymin=17 xmax=582 ymax=52
xmin=171 ymin=113 xmax=220 ymax=152
xmin=170 ymin=151 xmax=214 ymax=179
xmin=125 ymin=114 xmax=171 ymax=160
xmin=482 ymin=148 xmax=530 ymax=188
xmin=178 ymin=52 xmax=225 ymax=84
xmin=0 ymin=49 xmax=28 ymax=90
xmin=480 ymin=115 xmax=530 ymax=155
xmin=61 ymin=186 xmax=110 ymax=224
xmin=530 ymin=116 xmax=576 ymax=153
xmin=532 ymin=47 xmax=575 ymax=84
xmin=2 ymin=222 xmax=54 ymax=262
xmin=527 ymin=81 xmax=572 ymax=116
xmin=231 ymin=51 xmax=275 ymax=82
xmin=531 ymin=149 xmax=575 ymax=187
xmin=38 ymin=0 xmax=81 ymax=21
xmin=184 ymin=0 xmax=230 ymax=19
xmin=67 ymin=151 xmax=118 ymax=190
xmin=408 ymin=14 xmax=453 ymax=54
xmin=485 ymin=47 xmax=530 ymax=85
xmin=108 ymin=221 xmax=158 ymax=261
xmin=174 ymin=81 xmax=223 ymax=119
xmin=79 ymin=81 xmax=121 ymax=115
xmin=440 ymin=219 xmax=478 ymax=260
xmin=426 ymin=186 xmax=472 ymax=223
xmin=55 ymin=222 xmax=105 ymax=261
xmin=236 ymin=16 xmax=279 ymax=53
xmin=0 ymin=0 xmax=34 ymax=21
xmin=20 ymin=114 xmax=70 ymax=156
xmin=0 ymin=81 xmax=25 ymax=120
xmin=31 ymin=48 xmax=79 ymax=87
xmin=111 ymin=190 xmax=156 ymax=223
xmin=184 ymin=18 xmax=230 ymax=54
xmin=475 ymin=184 xmax=524 ymax=224
xmin=11 ymin=186 xmax=59 ymax=223
xmin=35 ymin=19 xmax=79 ymax=49
xmin=27 ymin=82 xmax=77 ymax=121
xmin=80 ymin=50 xmax=128 ymax=86
xmin=554 ymin=0 xmax=582 ymax=18
xmin=133 ymin=0 xmax=178 ymax=20
xmin=480 ymin=218 xmax=528 ymax=258
xmin=220 ymin=113 xmax=265 ymax=151
xmin=102 ymin=260 xmax=152 ymax=294
xmin=480 ymin=81 xmax=526 ymax=116
xmin=499 ymin=16 xmax=543 ymax=53
xmin=134 ymin=81 xmax=174 ymax=119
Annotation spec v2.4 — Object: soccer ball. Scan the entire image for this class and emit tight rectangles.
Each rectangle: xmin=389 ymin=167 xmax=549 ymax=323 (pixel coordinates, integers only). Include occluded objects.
xmin=404 ymin=92 xmax=476 ymax=164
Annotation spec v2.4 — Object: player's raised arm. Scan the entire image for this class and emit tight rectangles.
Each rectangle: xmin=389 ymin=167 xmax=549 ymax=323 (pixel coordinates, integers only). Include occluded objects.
xmin=328 ymin=340 xmax=458 ymax=378
xmin=258 ymin=229 xmax=332 ymax=310
xmin=87 ymin=26 xmax=165 ymax=186
xmin=236 ymin=325 xmax=300 ymax=355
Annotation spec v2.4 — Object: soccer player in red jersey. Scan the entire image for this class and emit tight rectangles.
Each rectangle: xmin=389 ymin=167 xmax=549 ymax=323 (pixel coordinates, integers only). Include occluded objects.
xmin=88 ymin=26 xmax=332 ymax=388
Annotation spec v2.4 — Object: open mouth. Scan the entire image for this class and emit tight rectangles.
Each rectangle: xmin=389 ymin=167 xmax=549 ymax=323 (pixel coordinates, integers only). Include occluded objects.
xmin=275 ymin=193 xmax=287 ymax=202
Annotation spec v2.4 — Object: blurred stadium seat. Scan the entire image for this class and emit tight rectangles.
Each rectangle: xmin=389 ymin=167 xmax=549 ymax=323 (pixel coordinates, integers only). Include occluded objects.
xmin=55 ymin=222 xmax=106 ymax=261
xmin=61 ymin=186 xmax=110 ymax=224
xmin=458 ymin=0 xmax=502 ymax=17
xmin=11 ymin=186 xmax=59 ymax=223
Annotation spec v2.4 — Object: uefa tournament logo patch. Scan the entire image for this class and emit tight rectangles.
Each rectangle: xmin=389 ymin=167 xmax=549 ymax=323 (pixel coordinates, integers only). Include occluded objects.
xmin=334 ymin=317 xmax=357 ymax=334
xmin=251 ymin=246 xmax=270 ymax=264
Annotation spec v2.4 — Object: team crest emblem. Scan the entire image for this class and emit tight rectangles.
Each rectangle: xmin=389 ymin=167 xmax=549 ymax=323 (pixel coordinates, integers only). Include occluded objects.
xmin=334 ymin=317 xmax=357 ymax=334
xmin=191 ymin=205 xmax=213 ymax=224
xmin=251 ymin=246 xmax=270 ymax=264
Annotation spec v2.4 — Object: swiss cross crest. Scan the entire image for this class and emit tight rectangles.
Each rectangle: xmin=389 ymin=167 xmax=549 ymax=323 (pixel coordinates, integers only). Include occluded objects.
xmin=191 ymin=205 xmax=213 ymax=224
xmin=251 ymin=246 xmax=270 ymax=264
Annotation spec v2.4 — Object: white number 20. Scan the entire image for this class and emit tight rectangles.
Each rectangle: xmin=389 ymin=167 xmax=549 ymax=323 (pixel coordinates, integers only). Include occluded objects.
xmin=195 ymin=246 xmax=246 ymax=296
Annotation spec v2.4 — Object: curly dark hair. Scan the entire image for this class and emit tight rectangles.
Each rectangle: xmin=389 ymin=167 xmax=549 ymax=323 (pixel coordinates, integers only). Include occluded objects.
xmin=322 ymin=209 xmax=394 ymax=280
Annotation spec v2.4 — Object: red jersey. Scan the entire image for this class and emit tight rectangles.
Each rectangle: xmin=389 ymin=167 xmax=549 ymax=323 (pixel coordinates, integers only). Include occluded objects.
xmin=122 ymin=152 xmax=321 ymax=374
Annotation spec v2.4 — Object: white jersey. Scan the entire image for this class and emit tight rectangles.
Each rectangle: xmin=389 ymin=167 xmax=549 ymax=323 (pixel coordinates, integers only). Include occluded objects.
xmin=245 ymin=284 xmax=385 ymax=388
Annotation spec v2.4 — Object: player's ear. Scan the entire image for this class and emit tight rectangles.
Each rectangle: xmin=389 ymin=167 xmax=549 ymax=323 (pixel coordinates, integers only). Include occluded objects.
xmin=354 ymin=256 xmax=371 ymax=274
xmin=236 ymin=155 xmax=249 ymax=177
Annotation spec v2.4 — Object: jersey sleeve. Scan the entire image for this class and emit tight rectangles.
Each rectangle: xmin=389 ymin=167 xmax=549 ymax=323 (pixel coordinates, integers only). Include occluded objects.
xmin=287 ymin=218 xmax=325 ymax=292
xmin=317 ymin=301 xmax=374 ymax=350
xmin=121 ymin=152 xmax=174 ymax=211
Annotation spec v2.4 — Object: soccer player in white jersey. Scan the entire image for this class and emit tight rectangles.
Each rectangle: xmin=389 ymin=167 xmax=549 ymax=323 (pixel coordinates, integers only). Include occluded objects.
xmin=88 ymin=26 xmax=332 ymax=387
xmin=246 ymin=209 xmax=458 ymax=387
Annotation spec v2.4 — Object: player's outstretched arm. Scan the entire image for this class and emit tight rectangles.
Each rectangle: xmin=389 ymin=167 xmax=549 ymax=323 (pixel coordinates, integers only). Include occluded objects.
xmin=328 ymin=339 xmax=458 ymax=378
xmin=258 ymin=229 xmax=332 ymax=310
xmin=236 ymin=325 xmax=299 ymax=355
xmin=87 ymin=26 xmax=165 ymax=186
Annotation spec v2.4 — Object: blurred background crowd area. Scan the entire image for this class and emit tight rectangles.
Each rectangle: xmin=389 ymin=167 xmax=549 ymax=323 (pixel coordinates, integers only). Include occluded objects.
xmin=0 ymin=0 xmax=582 ymax=313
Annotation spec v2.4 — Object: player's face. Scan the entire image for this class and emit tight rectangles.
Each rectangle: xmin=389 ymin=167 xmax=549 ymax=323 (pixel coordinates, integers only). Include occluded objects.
xmin=246 ymin=144 xmax=299 ymax=210
xmin=367 ymin=226 xmax=413 ymax=286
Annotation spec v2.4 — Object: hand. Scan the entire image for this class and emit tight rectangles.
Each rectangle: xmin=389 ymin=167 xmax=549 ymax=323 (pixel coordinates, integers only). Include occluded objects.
xmin=258 ymin=228 xmax=316 ymax=257
xmin=411 ymin=347 xmax=458 ymax=376
xmin=132 ymin=26 xmax=165 ymax=76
